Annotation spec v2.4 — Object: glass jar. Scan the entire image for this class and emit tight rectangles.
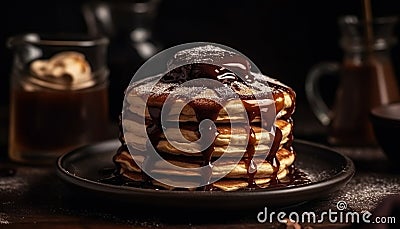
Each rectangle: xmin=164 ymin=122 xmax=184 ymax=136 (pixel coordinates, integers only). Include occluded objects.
xmin=8 ymin=33 xmax=111 ymax=164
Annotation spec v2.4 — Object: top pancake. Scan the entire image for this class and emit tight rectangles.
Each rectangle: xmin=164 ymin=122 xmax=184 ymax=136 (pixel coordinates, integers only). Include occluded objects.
xmin=125 ymin=64 xmax=296 ymax=123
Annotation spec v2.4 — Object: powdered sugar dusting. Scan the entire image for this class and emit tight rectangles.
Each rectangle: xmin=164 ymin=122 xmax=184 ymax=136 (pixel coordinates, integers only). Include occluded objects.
xmin=127 ymin=72 xmax=276 ymax=103
xmin=251 ymin=71 xmax=286 ymax=87
xmin=130 ymin=80 xmax=178 ymax=96
xmin=171 ymin=85 xmax=212 ymax=100
xmin=171 ymin=44 xmax=236 ymax=65
xmin=214 ymin=86 xmax=240 ymax=101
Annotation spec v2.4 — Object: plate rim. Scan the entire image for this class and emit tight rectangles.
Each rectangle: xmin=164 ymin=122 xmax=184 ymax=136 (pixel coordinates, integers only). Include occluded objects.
xmin=56 ymin=139 xmax=355 ymax=199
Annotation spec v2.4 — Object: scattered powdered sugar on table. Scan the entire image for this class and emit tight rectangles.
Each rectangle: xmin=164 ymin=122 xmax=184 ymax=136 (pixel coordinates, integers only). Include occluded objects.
xmin=292 ymin=146 xmax=400 ymax=214
xmin=0 ymin=177 xmax=26 ymax=193
xmin=305 ymin=172 xmax=400 ymax=214
xmin=0 ymin=213 xmax=10 ymax=225
xmin=332 ymin=173 xmax=400 ymax=212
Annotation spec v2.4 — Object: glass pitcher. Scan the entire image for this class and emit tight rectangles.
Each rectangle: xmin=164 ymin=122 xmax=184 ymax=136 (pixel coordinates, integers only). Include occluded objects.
xmin=306 ymin=15 xmax=400 ymax=146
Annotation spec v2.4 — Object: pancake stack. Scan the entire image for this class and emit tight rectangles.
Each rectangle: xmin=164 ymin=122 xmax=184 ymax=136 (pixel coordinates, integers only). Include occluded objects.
xmin=113 ymin=63 xmax=296 ymax=191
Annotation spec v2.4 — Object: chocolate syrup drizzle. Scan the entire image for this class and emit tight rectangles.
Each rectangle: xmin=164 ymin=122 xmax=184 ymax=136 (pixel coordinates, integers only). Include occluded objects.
xmin=111 ymin=63 xmax=302 ymax=191
xmin=190 ymin=99 xmax=221 ymax=189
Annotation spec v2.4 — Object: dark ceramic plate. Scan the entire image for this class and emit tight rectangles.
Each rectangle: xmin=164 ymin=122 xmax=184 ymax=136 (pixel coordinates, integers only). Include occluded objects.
xmin=56 ymin=139 xmax=354 ymax=210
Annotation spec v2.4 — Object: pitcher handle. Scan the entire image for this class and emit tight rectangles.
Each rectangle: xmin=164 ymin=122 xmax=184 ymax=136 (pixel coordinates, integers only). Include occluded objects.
xmin=305 ymin=62 xmax=340 ymax=126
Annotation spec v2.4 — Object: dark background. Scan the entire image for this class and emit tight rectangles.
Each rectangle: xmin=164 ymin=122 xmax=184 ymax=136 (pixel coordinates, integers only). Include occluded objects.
xmin=2 ymin=0 xmax=400 ymax=147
